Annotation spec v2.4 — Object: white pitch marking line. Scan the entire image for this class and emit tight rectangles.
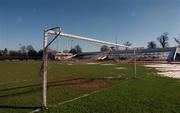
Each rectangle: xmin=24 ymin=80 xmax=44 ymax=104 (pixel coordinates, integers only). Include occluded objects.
xmin=50 ymin=89 xmax=102 ymax=107
xmin=29 ymin=90 xmax=104 ymax=113
xmin=29 ymin=78 xmax=129 ymax=113
xmin=50 ymin=80 xmax=129 ymax=107
xmin=29 ymin=108 xmax=41 ymax=113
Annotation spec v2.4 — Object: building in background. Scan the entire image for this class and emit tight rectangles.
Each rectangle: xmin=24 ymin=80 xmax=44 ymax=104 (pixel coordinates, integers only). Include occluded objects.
xmin=53 ymin=52 xmax=74 ymax=60
xmin=76 ymin=47 xmax=180 ymax=61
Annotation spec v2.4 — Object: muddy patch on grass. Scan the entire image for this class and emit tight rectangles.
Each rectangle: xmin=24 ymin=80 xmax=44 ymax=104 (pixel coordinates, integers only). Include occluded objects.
xmin=48 ymin=78 xmax=111 ymax=89
xmin=76 ymin=80 xmax=110 ymax=89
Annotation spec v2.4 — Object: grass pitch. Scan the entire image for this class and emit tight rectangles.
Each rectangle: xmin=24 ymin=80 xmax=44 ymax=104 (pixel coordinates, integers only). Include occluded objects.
xmin=0 ymin=61 xmax=180 ymax=113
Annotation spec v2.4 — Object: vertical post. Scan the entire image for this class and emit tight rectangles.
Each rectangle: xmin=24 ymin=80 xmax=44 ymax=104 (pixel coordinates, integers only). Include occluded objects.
xmin=134 ymin=48 xmax=137 ymax=79
xmin=42 ymin=31 xmax=48 ymax=108
xmin=115 ymin=36 xmax=118 ymax=50
xmin=173 ymin=47 xmax=178 ymax=61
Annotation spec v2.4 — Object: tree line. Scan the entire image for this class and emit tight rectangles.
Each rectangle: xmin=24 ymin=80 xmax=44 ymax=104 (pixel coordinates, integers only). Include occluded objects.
xmin=100 ymin=32 xmax=180 ymax=52
xmin=0 ymin=44 xmax=82 ymax=60
xmin=0 ymin=45 xmax=43 ymax=60
xmin=1 ymin=32 xmax=180 ymax=60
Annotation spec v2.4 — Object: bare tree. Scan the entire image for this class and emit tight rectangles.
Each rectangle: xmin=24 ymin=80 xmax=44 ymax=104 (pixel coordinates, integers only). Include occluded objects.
xmin=3 ymin=48 xmax=8 ymax=56
xmin=147 ymin=41 xmax=157 ymax=49
xmin=69 ymin=45 xmax=82 ymax=54
xmin=26 ymin=45 xmax=37 ymax=58
xmin=19 ymin=45 xmax=27 ymax=60
xmin=124 ymin=41 xmax=132 ymax=46
xmin=26 ymin=45 xmax=34 ymax=51
xmin=124 ymin=41 xmax=132 ymax=50
xmin=157 ymin=32 xmax=169 ymax=48
xmin=75 ymin=45 xmax=82 ymax=53
xmin=20 ymin=45 xmax=26 ymax=54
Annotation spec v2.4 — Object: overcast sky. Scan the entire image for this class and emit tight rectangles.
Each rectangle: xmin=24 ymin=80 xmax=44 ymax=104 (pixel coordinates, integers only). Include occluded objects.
xmin=0 ymin=0 xmax=180 ymax=51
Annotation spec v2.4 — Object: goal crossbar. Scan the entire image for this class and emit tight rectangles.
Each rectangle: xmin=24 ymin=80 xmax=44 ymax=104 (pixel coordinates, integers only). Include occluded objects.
xmin=46 ymin=30 xmax=129 ymax=48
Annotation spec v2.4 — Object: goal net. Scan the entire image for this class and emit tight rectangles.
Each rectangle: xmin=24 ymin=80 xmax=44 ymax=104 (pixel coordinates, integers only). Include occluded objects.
xmin=41 ymin=27 xmax=137 ymax=108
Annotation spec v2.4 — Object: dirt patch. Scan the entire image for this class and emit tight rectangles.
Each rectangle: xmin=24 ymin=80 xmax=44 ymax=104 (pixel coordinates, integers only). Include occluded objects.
xmin=60 ymin=78 xmax=111 ymax=89
xmin=76 ymin=80 xmax=110 ymax=89
xmin=48 ymin=78 xmax=111 ymax=89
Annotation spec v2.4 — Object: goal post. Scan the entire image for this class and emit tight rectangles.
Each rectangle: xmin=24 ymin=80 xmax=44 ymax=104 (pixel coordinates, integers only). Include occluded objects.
xmin=41 ymin=27 xmax=135 ymax=108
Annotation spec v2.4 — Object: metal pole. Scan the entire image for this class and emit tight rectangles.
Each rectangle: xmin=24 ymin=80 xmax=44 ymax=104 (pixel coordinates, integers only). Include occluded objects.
xmin=134 ymin=48 xmax=137 ymax=79
xmin=46 ymin=30 xmax=128 ymax=48
xmin=42 ymin=31 xmax=48 ymax=108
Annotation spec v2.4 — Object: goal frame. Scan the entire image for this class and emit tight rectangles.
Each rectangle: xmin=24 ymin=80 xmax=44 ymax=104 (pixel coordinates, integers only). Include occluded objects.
xmin=41 ymin=27 xmax=136 ymax=108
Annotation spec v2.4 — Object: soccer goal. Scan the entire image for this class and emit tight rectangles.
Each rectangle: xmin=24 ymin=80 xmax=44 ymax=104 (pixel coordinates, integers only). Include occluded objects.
xmin=40 ymin=27 xmax=137 ymax=109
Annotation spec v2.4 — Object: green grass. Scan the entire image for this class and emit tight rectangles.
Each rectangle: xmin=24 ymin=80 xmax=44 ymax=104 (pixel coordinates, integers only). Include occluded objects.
xmin=0 ymin=61 xmax=180 ymax=113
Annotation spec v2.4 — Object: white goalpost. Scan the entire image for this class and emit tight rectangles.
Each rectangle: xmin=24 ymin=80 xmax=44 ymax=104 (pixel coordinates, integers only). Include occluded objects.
xmin=41 ymin=27 xmax=136 ymax=108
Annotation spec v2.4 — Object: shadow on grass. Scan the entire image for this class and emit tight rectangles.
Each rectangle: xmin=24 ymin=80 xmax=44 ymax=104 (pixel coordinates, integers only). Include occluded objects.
xmin=0 ymin=77 xmax=125 ymax=98
xmin=0 ymin=105 xmax=41 ymax=109
xmin=0 ymin=78 xmax=83 ymax=92
xmin=0 ymin=78 xmax=95 ymax=98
